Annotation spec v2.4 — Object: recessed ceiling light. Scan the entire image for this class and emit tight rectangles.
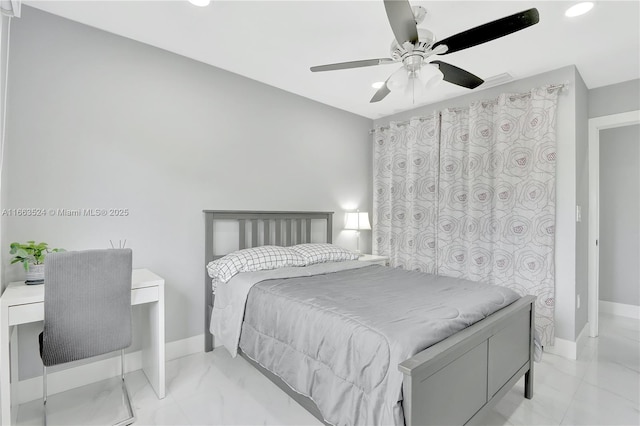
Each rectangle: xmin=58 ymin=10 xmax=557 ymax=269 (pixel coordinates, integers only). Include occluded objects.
xmin=372 ymin=82 xmax=385 ymax=89
xmin=565 ymin=2 xmax=594 ymax=18
xmin=189 ymin=0 xmax=211 ymax=7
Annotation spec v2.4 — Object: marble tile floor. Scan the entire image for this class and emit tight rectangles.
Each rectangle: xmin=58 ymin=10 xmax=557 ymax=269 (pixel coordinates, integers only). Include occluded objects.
xmin=13 ymin=313 xmax=639 ymax=425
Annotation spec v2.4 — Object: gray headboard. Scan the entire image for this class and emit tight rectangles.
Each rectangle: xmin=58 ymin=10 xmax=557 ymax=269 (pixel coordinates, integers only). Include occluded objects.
xmin=203 ymin=210 xmax=334 ymax=351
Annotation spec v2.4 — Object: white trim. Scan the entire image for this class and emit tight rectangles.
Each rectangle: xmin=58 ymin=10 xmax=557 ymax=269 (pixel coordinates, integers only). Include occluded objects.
xmin=588 ymin=110 xmax=640 ymax=338
xmin=544 ymin=323 xmax=590 ymax=360
xmin=16 ymin=334 xmax=203 ymax=405
xmin=545 ymin=337 xmax=577 ymax=360
xmin=599 ymin=300 xmax=640 ymax=320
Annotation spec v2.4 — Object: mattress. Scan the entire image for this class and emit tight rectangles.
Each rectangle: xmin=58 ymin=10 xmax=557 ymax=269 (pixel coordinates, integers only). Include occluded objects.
xmin=237 ymin=264 xmax=520 ymax=426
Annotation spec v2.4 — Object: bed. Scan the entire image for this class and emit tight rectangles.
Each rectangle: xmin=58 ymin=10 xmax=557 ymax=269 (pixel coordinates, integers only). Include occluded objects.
xmin=203 ymin=210 xmax=535 ymax=426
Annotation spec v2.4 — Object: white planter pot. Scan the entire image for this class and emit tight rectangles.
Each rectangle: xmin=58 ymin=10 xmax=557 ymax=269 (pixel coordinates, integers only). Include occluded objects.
xmin=25 ymin=264 xmax=45 ymax=284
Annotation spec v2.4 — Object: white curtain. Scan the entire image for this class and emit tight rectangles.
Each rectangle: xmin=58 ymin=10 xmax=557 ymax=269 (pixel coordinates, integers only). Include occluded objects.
xmin=438 ymin=87 xmax=559 ymax=345
xmin=373 ymin=113 xmax=439 ymax=273
xmin=373 ymin=86 xmax=560 ymax=346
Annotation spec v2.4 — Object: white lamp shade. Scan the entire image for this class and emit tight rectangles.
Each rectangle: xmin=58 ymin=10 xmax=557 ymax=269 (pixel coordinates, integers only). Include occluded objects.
xmin=387 ymin=67 xmax=409 ymax=92
xmin=345 ymin=212 xmax=371 ymax=230
xmin=421 ymin=65 xmax=444 ymax=90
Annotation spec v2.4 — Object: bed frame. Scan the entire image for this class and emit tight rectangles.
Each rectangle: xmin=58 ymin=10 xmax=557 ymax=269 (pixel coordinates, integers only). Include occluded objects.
xmin=203 ymin=210 xmax=535 ymax=426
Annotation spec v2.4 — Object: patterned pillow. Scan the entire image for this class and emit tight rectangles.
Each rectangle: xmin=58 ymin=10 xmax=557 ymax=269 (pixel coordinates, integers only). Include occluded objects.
xmin=206 ymin=246 xmax=305 ymax=283
xmin=290 ymin=243 xmax=359 ymax=266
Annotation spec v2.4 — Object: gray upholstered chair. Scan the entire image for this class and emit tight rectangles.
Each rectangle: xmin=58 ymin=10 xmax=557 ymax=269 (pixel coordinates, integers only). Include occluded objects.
xmin=40 ymin=249 xmax=135 ymax=425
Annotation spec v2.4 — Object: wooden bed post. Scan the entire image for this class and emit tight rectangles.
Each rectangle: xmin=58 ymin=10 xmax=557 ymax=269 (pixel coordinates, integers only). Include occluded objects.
xmin=524 ymin=298 xmax=536 ymax=399
xmin=204 ymin=211 xmax=214 ymax=352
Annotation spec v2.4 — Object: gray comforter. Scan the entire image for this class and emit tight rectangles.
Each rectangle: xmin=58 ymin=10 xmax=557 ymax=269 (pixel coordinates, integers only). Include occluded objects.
xmin=238 ymin=265 xmax=520 ymax=426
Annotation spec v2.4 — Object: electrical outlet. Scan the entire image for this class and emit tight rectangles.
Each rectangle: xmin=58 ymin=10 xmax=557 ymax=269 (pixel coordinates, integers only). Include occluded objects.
xmin=577 ymin=294 xmax=581 ymax=309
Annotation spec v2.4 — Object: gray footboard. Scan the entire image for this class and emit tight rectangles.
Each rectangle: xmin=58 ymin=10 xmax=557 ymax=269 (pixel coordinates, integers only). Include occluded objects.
xmin=399 ymin=295 xmax=536 ymax=426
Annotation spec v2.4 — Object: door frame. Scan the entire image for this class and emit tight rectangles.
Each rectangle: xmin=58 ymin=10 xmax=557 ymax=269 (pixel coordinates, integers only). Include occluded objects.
xmin=588 ymin=110 xmax=640 ymax=337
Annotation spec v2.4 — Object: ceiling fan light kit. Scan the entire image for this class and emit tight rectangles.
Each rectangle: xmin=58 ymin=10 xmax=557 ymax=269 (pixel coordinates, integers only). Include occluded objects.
xmin=388 ymin=62 xmax=443 ymax=98
xmin=420 ymin=65 xmax=444 ymax=90
xmin=310 ymin=0 xmax=540 ymax=104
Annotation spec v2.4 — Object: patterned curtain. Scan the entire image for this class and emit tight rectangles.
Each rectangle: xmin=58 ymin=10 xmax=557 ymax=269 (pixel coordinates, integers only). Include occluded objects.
xmin=373 ymin=86 xmax=560 ymax=346
xmin=373 ymin=113 xmax=439 ymax=273
xmin=437 ymin=87 xmax=559 ymax=346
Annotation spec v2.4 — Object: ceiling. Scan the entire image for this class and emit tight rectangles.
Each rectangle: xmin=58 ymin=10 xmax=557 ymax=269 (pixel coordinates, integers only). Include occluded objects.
xmin=25 ymin=0 xmax=640 ymax=119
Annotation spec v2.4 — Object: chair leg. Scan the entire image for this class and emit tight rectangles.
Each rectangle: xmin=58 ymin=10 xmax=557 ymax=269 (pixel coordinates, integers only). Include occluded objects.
xmin=41 ymin=352 xmax=136 ymax=426
xmin=43 ymin=366 xmax=47 ymax=426
xmin=114 ymin=349 xmax=136 ymax=426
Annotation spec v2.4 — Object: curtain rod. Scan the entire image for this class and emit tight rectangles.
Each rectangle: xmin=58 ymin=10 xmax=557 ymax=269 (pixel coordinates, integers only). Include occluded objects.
xmin=369 ymin=83 xmax=567 ymax=134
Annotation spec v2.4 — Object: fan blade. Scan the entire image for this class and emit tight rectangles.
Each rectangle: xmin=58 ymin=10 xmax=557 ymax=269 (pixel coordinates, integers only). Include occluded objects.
xmin=431 ymin=61 xmax=484 ymax=89
xmin=310 ymin=58 xmax=395 ymax=72
xmin=370 ymin=79 xmax=391 ymax=103
xmin=384 ymin=0 xmax=419 ymax=45
xmin=433 ymin=8 xmax=539 ymax=55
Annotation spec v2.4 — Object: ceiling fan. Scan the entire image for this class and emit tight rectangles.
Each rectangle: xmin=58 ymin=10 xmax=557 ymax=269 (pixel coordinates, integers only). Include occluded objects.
xmin=310 ymin=0 xmax=540 ymax=103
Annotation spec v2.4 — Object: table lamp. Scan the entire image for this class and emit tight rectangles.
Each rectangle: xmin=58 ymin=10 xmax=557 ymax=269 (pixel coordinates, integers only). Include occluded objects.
xmin=345 ymin=210 xmax=371 ymax=255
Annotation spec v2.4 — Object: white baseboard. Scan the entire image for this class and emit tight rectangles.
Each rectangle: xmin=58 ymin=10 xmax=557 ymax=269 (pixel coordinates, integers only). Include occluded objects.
xmin=599 ymin=300 xmax=640 ymax=320
xmin=545 ymin=336 xmax=577 ymax=359
xmin=16 ymin=334 xmax=204 ymax=404
xmin=544 ymin=323 xmax=590 ymax=360
xmin=575 ymin=322 xmax=591 ymax=359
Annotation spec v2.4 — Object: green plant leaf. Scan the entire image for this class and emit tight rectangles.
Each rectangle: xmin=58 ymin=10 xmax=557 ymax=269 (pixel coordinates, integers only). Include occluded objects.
xmin=10 ymin=241 xmax=63 ymax=270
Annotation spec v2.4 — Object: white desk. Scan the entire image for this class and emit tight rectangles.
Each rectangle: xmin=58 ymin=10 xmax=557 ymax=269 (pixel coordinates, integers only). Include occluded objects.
xmin=0 ymin=268 xmax=166 ymax=425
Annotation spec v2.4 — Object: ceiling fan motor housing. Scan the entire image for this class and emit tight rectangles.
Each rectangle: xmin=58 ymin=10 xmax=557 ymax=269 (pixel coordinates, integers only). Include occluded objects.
xmin=391 ymin=28 xmax=435 ymax=64
xmin=391 ymin=28 xmax=434 ymax=58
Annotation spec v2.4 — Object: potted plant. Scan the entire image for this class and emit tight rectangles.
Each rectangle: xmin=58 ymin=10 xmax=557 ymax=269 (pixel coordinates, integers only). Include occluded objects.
xmin=9 ymin=241 xmax=65 ymax=284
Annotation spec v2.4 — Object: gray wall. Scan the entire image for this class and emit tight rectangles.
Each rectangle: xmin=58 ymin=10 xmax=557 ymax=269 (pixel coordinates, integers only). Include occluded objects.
xmin=589 ymin=79 xmax=640 ymax=118
xmin=0 ymin=16 xmax=8 ymax=298
xmin=599 ymin=125 xmax=640 ymax=306
xmin=574 ymin=69 xmax=589 ymax=337
xmin=2 ymin=7 xmax=372 ymax=379
xmin=374 ymin=66 xmax=580 ymax=342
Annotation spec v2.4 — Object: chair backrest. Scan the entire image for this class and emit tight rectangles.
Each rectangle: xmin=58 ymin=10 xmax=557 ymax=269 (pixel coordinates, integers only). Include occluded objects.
xmin=42 ymin=249 xmax=133 ymax=367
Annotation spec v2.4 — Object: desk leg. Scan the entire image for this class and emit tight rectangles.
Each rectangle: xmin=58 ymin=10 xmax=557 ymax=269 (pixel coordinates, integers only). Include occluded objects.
xmin=141 ymin=288 xmax=165 ymax=399
xmin=1 ymin=305 xmax=12 ymax=425
xmin=10 ymin=326 xmax=18 ymax=414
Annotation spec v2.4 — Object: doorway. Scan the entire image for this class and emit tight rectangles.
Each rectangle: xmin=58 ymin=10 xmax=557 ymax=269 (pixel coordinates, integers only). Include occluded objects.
xmin=588 ymin=110 xmax=640 ymax=337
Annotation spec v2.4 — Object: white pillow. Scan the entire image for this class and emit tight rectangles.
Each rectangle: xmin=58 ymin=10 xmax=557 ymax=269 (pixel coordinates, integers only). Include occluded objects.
xmin=207 ymin=246 xmax=305 ymax=283
xmin=290 ymin=243 xmax=359 ymax=266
